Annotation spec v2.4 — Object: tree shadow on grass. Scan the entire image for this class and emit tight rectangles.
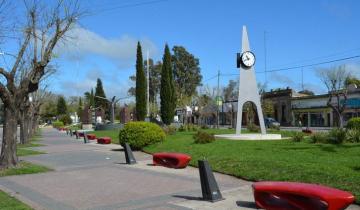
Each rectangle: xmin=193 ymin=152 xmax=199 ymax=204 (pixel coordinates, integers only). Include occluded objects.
xmin=281 ymin=146 xmax=313 ymax=151
xmin=315 ymin=145 xmax=337 ymax=153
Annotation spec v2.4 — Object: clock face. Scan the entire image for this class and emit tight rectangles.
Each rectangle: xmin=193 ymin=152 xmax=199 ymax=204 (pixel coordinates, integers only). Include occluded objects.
xmin=241 ymin=51 xmax=255 ymax=68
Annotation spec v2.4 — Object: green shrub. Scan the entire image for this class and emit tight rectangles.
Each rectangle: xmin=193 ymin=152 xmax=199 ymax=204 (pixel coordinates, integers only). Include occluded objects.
xmin=269 ymin=124 xmax=280 ymax=130
xmin=188 ymin=124 xmax=199 ymax=131
xmin=193 ymin=131 xmax=215 ymax=144
xmin=346 ymin=117 xmax=360 ymax=130
xmin=309 ymin=132 xmax=328 ymax=144
xmin=247 ymin=123 xmax=260 ymax=132
xmin=59 ymin=114 xmax=72 ymax=125
xmin=162 ymin=125 xmax=177 ymax=135
xmin=178 ymin=125 xmax=186 ymax=132
xmin=178 ymin=124 xmax=200 ymax=132
xmin=291 ymin=132 xmax=305 ymax=142
xmin=327 ymin=128 xmax=346 ymax=144
xmin=52 ymin=120 xmax=64 ymax=128
xmin=200 ymin=124 xmax=209 ymax=129
xmin=346 ymin=129 xmax=360 ymax=143
xmin=119 ymin=122 xmax=165 ymax=150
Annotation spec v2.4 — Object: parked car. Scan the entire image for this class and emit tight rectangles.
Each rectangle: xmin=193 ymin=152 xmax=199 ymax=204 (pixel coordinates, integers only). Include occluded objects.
xmin=265 ymin=117 xmax=280 ymax=128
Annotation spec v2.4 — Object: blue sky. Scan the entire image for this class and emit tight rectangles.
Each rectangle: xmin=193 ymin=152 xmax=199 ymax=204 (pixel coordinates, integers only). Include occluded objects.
xmin=8 ymin=0 xmax=360 ymax=100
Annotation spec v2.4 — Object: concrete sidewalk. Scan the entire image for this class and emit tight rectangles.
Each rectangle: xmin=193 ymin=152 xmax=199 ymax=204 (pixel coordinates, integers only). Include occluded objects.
xmin=0 ymin=128 xmax=358 ymax=210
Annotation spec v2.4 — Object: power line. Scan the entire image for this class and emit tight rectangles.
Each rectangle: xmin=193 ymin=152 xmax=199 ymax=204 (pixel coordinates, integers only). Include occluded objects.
xmin=203 ymin=54 xmax=360 ymax=84
xmin=262 ymin=55 xmax=360 ymax=73
xmin=88 ymin=0 xmax=169 ymax=15
xmin=203 ymin=74 xmax=218 ymax=82
xmin=274 ymin=47 xmax=360 ymax=68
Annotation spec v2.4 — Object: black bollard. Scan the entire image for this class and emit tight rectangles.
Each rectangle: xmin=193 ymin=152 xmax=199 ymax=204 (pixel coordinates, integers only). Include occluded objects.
xmin=124 ymin=143 xmax=136 ymax=164
xmin=198 ymin=160 xmax=223 ymax=202
xmin=83 ymin=132 xmax=89 ymax=143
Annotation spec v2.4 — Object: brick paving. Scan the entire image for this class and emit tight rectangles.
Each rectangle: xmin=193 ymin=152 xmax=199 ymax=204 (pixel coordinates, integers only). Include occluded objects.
xmin=0 ymin=128 xmax=358 ymax=210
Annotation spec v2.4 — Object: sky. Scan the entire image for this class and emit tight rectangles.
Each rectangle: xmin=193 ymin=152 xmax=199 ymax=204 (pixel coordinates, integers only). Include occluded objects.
xmin=3 ymin=0 xmax=360 ymax=101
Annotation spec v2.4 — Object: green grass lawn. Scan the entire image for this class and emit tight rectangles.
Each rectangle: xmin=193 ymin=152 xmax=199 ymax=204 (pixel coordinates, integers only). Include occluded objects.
xmin=17 ymin=135 xmax=46 ymax=157
xmin=143 ymin=130 xmax=360 ymax=202
xmin=0 ymin=190 xmax=32 ymax=210
xmin=0 ymin=161 xmax=51 ymax=177
xmin=17 ymin=148 xmax=46 ymax=157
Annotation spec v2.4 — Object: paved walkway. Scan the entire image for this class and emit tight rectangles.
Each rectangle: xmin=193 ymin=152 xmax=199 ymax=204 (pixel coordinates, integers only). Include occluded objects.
xmin=0 ymin=128 xmax=358 ymax=210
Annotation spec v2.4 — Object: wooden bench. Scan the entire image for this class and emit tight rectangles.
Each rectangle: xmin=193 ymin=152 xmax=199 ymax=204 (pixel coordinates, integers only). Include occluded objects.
xmin=252 ymin=181 xmax=355 ymax=210
xmin=86 ymin=134 xmax=96 ymax=140
xmin=97 ymin=137 xmax=111 ymax=144
xmin=153 ymin=153 xmax=191 ymax=169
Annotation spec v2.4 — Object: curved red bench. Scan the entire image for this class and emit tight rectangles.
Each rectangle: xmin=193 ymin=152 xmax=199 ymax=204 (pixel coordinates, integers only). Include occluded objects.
xmin=97 ymin=137 xmax=111 ymax=144
xmin=87 ymin=134 xmax=96 ymax=140
xmin=252 ymin=181 xmax=355 ymax=210
xmin=153 ymin=153 xmax=191 ymax=169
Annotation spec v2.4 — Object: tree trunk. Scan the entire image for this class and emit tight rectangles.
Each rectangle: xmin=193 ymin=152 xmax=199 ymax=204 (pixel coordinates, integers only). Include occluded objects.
xmin=31 ymin=114 xmax=39 ymax=136
xmin=0 ymin=106 xmax=19 ymax=169
xmin=338 ymin=113 xmax=344 ymax=128
xmin=19 ymin=111 xmax=29 ymax=144
xmin=28 ymin=116 xmax=34 ymax=137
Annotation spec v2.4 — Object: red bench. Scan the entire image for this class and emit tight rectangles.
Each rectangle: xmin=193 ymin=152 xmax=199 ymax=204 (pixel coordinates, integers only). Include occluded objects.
xmin=153 ymin=153 xmax=191 ymax=169
xmin=86 ymin=134 xmax=96 ymax=140
xmin=252 ymin=181 xmax=355 ymax=210
xmin=97 ymin=137 xmax=111 ymax=144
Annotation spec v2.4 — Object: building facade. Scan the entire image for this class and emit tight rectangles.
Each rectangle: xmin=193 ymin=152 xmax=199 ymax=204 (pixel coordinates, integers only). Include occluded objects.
xmin=217 ymin=85 xmax=360 ymax=127
xmin=291 ymin=94 xmax=333 ymax=127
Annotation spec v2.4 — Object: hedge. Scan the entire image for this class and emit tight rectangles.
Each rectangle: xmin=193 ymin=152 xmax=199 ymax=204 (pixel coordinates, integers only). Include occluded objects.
xmin=119 ymin=121 xmax=165 ymax=150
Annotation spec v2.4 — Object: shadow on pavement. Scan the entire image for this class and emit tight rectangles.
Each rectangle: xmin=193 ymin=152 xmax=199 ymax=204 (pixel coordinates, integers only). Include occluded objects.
xmin=236 ymin=200 xmax=257 ymax=209
xmin=172 ymin=195 xmax=203 ymax=201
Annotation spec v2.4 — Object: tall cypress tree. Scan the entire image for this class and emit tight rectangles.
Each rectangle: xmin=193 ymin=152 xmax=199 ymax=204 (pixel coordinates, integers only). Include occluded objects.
xmin=94 ymin=78 xmax=107 ymax=110
xmin=57 ymin=96 xmax=67 ymax=116
xmin=135 ymin=41 xmax=146 ymax=121
xmin=160 ymin=44 xmax=175 ymax=125
xmin=77 ymin=97 xmax=83 ymax=117
xmin=90 ymin=89 xmax=95 ymax=107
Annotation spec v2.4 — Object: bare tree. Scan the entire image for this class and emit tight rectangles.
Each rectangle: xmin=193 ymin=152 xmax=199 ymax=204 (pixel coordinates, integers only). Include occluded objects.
xmin=318 ymin=65 xmax=350 ymax=128
xmin=19 ymin=84 xmax=52 ymax=145
xmin=0 ymin=0 xmax=81 ymax=168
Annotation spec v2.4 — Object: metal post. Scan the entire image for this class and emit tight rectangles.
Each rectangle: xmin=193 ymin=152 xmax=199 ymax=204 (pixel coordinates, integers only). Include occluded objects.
xmin=146 ymin=50 xmax=150 ymax=118
xmin=264 ymin=31 xmax=267 ymax=84
xmin=217 ymin=70 xmax=220 ymax=129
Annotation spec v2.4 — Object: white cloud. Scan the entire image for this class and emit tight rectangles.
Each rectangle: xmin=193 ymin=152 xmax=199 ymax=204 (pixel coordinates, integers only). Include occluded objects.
xmin=56 ymin=25 xmax=158 ymax=68
xmin=60 ymin=79 xmax=97 ymax=96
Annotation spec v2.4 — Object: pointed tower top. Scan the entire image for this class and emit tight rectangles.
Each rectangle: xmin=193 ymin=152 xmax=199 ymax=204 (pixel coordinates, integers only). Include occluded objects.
xmin=242 ymin=26 xmax=250 ymax=52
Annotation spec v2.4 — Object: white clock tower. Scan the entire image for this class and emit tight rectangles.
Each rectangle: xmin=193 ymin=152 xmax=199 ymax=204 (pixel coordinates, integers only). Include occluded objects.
xmin=235 ymin=26 xmax=266 ymax=135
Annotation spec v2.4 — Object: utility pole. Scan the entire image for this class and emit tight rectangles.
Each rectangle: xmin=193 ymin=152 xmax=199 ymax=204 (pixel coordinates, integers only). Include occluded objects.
xmin=217 ymin=70 xmax=220 ymax=128
xmin=301 ymin=67 xmax=304 ymax=90
xmin=264 ymin=31 xmax=268 ymax=84
xmin=146 ymin=50 xmax=150 ymax=119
